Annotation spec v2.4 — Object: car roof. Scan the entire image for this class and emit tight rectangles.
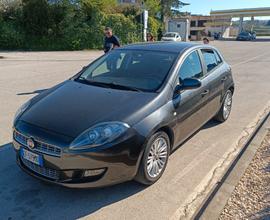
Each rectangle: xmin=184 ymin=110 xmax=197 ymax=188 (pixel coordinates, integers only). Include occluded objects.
xmin=165 ymin=32 xmax=178 ymax=34
xmin=118 ymin=42 xmax=200 ymax=54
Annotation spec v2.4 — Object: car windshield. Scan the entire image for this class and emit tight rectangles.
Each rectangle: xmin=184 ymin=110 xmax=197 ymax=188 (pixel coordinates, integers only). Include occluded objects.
xmin=240 ymin=32 xmax=249 ymax=36
xmin=77 ymin=49 xmax=178 ymax=92
xmin=164 ymin=33 xmax=176 ymax=38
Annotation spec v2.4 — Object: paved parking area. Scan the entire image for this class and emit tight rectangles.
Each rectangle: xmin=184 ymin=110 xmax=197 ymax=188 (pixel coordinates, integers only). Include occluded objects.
xmin=0 ymin=41 xmax=270 ymax=220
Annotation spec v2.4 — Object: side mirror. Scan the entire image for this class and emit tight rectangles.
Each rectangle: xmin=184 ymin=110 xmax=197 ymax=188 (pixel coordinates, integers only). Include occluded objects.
xmin=175 ymin=78 xmax=201 ymax=93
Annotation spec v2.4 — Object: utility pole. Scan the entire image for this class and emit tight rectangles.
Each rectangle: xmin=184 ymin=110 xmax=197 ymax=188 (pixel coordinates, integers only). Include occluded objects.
xmin=141 ymin=1 xmax=148 ymax=42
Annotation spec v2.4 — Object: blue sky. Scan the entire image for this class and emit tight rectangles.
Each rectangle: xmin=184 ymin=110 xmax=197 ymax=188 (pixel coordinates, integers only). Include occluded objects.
xmin=182 ymin=0 xmax=270 ymax=15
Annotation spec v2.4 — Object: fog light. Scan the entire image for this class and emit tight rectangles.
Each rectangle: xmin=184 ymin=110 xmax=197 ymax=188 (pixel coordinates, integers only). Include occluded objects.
xmin=84 ymin=168 xmax=105 ymax=177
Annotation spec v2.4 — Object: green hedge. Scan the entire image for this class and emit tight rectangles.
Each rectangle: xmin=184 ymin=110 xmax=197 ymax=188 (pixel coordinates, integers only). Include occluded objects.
xmin=0 ymin=1 xmax=162 ymax=50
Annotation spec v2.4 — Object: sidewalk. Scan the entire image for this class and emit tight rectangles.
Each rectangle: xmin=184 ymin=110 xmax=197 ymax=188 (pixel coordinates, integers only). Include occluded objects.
xmin=220 ymin=132 xmax=270 ymax=219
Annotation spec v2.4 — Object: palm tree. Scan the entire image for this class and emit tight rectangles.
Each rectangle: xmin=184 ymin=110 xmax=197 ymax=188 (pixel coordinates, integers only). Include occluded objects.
xmin=160 ymin=0 xmax=189 ymax=21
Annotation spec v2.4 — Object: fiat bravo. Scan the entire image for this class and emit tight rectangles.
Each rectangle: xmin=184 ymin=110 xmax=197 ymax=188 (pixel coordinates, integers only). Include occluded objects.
xmin=13 ymin=42 xmax=234 ymax=188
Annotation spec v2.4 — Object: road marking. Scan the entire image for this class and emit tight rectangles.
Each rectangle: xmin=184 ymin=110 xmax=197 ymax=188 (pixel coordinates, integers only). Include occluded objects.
xmin=232 ymin=51 xmax=270 ymax=68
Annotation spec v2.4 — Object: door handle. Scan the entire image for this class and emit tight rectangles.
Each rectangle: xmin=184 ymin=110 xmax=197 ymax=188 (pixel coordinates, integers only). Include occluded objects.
xmin=221 ymin=76 xmax=227 ymax=82
xmin=201 ymin=90 xmax=209 ymax=96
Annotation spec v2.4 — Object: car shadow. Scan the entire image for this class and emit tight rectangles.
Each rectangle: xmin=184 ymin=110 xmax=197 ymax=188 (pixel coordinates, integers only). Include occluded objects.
xmin=171 ymin=119 xmax=220 ymax=154
xmin=0 ymin=143 xmax=146 ymax=220
xmin=17 ymin=89 xmax=48 ymax=96
xmin=201 ymin=120 xmax=220 ymax=130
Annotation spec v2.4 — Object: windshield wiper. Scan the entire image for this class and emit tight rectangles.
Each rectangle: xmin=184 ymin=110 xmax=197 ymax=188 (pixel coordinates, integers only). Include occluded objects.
xmin=105 ymin=82 xmax=142 ymax=92
xmin=77 ymin=77 xmax=142 ymax=92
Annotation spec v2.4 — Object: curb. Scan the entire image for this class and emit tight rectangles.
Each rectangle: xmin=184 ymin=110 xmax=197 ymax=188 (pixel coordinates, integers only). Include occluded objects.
xmin=170 ymin=102 xmax=270 ymax=220
xmin=194 ymin=112 xmax=270 ymax=219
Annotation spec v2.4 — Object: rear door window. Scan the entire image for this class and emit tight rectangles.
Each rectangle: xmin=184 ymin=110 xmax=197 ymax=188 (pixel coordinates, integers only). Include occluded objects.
xmin=201 ymin=49 xmax=218 ymax=72
xmin=214 ymin=50 xmax=223 ymax=64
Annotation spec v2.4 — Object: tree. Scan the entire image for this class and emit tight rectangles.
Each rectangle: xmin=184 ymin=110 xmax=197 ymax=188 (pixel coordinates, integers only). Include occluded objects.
xmin=0 ymin=0 xmax=22 ymax=20
xmin=22 ymin=0 xmax=50 ymax=35
xmin=143 ymin=0 xmax=160 ymax=17
xmin=80 ymin=0 xmax=117 ymax=20
xmin=160 ymin=0 xmax=189 ymax=21
xmin=49 ymin=0 xmax=75 ymax=37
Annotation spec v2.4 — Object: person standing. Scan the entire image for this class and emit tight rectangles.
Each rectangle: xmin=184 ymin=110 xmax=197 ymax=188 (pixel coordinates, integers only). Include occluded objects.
xmin=203 ymin=37 xmax=210 ymax=44
xmin=103 ymin=27 xmax=120 ymax=53
xmin=147 ymin=33 xmax=154 ymax=42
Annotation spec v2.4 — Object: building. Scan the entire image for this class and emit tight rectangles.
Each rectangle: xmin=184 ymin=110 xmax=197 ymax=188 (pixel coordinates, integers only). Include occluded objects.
xmin=190 ymin=15 xmax=231 ymax=40
xmin=166 ymin=7 xmax=270 ymax=40
xmin=211 ymin=7 xmax=270 ymax=37
xmin=167 ymin=15 xmax=230 ymax=41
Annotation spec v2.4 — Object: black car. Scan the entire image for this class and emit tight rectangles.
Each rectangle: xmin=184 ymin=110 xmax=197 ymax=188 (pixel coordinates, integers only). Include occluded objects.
xmin=13 ymin=42 xmax=234 ymax=188
xmin=236 ymin=32 xmax=255 ymax=41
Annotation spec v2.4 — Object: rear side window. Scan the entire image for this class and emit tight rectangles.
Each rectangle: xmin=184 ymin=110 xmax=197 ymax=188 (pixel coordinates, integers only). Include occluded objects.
xmin=201 ymin=49 xmax=218 ymax=72
xmin=214 ymin=50 xmax=223 ymax=64
xmin=178 ymin=51 xmax=203 ymax=80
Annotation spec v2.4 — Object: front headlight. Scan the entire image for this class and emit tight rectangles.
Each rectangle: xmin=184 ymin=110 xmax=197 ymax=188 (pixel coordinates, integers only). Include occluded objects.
xmin=70 ymin=122 xmax=130 ymax=150
xmin=14 ymin=100 xmax=31 ymax=123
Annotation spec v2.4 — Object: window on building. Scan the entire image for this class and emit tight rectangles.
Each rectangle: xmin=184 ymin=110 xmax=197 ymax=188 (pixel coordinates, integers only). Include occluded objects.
xmin=198 ymin=20 xmax=206 ymax=27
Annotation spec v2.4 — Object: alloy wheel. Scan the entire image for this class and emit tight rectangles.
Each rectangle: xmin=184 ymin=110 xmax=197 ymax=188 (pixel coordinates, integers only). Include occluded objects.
xmin=146 ymin=137 xmax=168 ymax=178
xmin=223 ymin=91 xmax=232 ymax=120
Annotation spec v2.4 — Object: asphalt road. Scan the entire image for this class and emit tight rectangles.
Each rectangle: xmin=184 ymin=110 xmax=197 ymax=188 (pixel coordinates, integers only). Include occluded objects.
xmin=0 ymin=41 xmax=270 ymax=220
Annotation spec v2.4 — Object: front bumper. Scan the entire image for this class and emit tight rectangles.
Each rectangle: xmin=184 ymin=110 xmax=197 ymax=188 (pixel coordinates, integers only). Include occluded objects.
xmin=13 ymin=123 xmax=145 ymax=188
xmin=236 ymin=37 xmax=250 ymax=41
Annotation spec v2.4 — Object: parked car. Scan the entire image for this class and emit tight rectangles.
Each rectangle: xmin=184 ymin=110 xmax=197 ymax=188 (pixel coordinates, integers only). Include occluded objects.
xmin=236 ymin=31 xmax=254 ymax=41
xmin=13 ymin=42 xmax=234 ymax=188
xmin=214 ymin=32 xmax=222 ymax=40
xmin=250 ymin=31 xmax=257 ymax=40
xmin=161 ymin=32 xmax=182 ymax=42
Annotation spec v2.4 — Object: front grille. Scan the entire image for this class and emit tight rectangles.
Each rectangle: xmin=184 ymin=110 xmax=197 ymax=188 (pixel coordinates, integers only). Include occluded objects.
xmin=14 ymin=130 xmax=62 ymax=157
xmin=21 ymin=157 xmax=60 ymax=180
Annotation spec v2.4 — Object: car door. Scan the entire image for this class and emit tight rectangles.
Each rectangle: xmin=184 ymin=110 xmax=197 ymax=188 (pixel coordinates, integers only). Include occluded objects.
xmin=172 ymin=50 xmax=212 ymax=147
xmin=200 ymin=49 xmax=227 ymax=118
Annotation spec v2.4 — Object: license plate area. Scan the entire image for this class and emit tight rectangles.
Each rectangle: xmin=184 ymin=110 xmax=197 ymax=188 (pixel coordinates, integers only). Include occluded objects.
xmin=20 ymin=148 xmax=43 ymax=166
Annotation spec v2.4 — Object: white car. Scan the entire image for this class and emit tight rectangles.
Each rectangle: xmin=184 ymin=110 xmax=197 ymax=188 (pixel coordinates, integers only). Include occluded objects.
xmin=161 ymin=32 xmax=182 ymax=42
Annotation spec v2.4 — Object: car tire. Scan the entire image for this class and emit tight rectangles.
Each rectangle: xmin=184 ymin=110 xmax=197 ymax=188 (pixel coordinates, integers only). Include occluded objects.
xmin=214 ymin=90 xmax=233 ymax=122
xmin=135 ymin=131 xmax=170 ymax=185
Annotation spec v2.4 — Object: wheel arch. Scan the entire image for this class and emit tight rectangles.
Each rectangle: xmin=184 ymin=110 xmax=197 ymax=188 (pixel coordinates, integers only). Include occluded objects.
xmin=229 ymin=85 xmax=235 ymax=94
xmin=156 ymin=126 xmax=175 ymax=152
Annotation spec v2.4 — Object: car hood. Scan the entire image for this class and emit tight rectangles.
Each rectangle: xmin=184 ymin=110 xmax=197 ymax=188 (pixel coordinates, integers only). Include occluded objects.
xmin=20 ymin=80 xmax=158 ymax=138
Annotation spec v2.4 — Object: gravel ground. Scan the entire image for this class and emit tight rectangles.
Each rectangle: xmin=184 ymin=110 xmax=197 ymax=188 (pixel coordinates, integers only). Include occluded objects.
xmin=219 ymin=131 xmax=270 ymax=220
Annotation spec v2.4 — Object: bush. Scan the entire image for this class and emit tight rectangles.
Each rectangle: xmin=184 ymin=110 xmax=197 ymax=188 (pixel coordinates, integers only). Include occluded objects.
xmin=0 ymin=0 xmax=162 ymax=50
xmin=103 ymin=13 xmax=141 ymax=45
xmin=148 ymin=17 xmax=162 ymax=40
xmin=22 ymin=0 xmax=50 ymax=36
xmin=0 ymin=21 xmax=24 ymax=49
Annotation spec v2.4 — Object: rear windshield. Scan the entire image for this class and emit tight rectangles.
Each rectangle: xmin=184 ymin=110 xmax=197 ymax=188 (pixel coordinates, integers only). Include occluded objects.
xmin=164 ymin=33 xmax=176 ymax=37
